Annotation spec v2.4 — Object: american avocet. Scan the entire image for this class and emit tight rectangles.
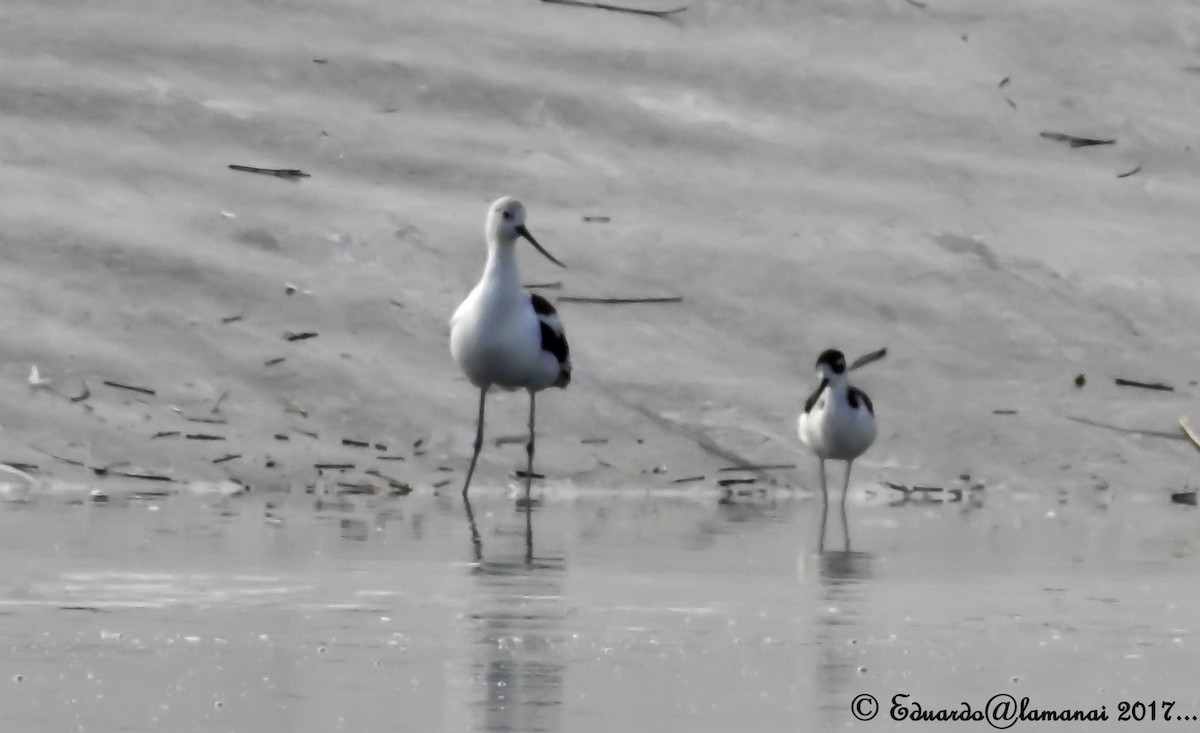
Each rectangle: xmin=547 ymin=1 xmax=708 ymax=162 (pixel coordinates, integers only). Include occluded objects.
xmin=450 ymin=197 xmax=572 ymax=500
xmin=798 ymin=349 xmax=876 ymax=514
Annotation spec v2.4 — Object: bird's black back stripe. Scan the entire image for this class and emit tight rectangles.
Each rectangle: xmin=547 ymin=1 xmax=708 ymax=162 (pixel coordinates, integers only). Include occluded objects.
xmin=539 ymin=321 xmax=569 ymax=365
xmin=803 ymin=378 xmax=829 ymax=414
xmin=848 ymin=386 xmax=874 ymax=415
xmin=530 ymin=293 xmax=557 ymax=317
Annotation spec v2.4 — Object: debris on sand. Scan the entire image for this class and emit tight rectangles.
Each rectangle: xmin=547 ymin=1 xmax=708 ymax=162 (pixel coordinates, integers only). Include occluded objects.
xmin=1040 ymin=131 xmax=1116 ymax=148
xmin=849 ymin=347 xmax=887 ymax=371
xmin=583 ymin=215 xmax=611 ymax=223
xmin=717 ymin=477 xmax=756 ymax=487
xmin=541 ymin=0 xmax=686 ymax=19
xmin=558 ymin=296 xmax=682 ymax=305
xmin=70 ymin=381 xmax=91 ymax=403
xmin=1179 ymin=418 xmax=1200 ymax=453
xmin=341 ymin=438 xmax=370 ymax=448
xmin=102 ymin=380 xmax=156 ymax=396
xmin=27 ymin=365 xmax=52 ymax=390
xmin=1170 ymin=489 xmax=1197 ymax=506
xmin=672 ymin=475 xmax=705 ymax=484
xmin=186 ymin=433 xmax=225 ymax=441
xmin=212 ymin=453 xmax=242 ymax=465
xmin=1116 ymin=165 xmax=1141 ymax=179
xmin=284 ymin=331 xmax=318 ymax=342
xmin=228 ymin=164 xmax=310 ymax=180
xmin=1115 ymin=377 xmax=1173 ymax=392
xmin=718 ymin=463 xmax=794 ymax=472
xmin=1074 ymin=374 xmax=1086 ymax=388
xmin=992 ymin=409 xmax=1018 ymax=415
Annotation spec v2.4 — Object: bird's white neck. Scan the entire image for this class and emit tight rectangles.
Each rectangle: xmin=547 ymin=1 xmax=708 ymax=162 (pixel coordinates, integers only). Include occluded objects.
xmin=825 ymin=376 xmax=850 ymax=402
xmin=480 ymin=237 xmax=521 ymax=296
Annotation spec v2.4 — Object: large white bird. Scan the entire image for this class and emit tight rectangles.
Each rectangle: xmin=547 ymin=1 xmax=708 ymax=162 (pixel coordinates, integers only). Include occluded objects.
xmin=450 ymin=197 xmax=571 ymax=500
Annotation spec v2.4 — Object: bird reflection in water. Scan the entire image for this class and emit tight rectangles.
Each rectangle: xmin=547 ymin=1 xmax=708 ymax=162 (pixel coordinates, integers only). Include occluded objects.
xmin=459 ymin=495 xmax=565 ymax=733
xmin=813 ymin=492 xmax=874 ymax=730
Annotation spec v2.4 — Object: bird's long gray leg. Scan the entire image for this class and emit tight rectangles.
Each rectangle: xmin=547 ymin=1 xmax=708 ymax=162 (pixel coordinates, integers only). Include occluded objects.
xmin=525 ymin=391 xmax=536 ymax=505
xmin=841 ymin=460 xmax=853 ymax=553
xmin=817 ymin=458 xmax=829 ymax=554
xmin=461 ymin=386 xmax=489 ymax=497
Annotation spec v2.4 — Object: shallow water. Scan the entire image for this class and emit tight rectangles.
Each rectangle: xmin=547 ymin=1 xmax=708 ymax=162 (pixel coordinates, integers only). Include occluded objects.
xmin=0 ymin=484 xmax=1196 ymax=732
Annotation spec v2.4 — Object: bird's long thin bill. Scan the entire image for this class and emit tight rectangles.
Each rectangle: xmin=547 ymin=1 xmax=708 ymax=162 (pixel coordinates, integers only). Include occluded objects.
xmin=517 ymin=225 xmax=566 ymax=269
xmin=849 ymin=347 xmax=887 ymax=371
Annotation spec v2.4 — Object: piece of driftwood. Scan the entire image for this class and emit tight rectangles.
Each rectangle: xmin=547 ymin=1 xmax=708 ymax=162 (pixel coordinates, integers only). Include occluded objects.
xmin=717 ymin=477 xmax=756 ymax=487
xmin=672 ymin=475 xmax=705 ymax=484
xmin=849 ymin=347 xmax=887 ymax=371
xmin=212 ymin=453 xmax=241 ymax=465
xmin=186 ymin=433 xmax=225 ymax=441
xmin=341 ymin=438 xmax=370 ymax=448
xmin=1115 ymin=378 xmax=1173 ymax=392
xmin=541 ymin=0 xmax=685 ymax=19
xmin=102 ymin=380 xmax=156 ymax=396
xmin=376 ymin=455 xmax=406 ymax=461
xmin=557 ymin=296 xmax=682 ymax=305
xmin=229 ymin=164 xmax=311 ymax=179
xmin=1171 ymin=490 xmax=1198 ymax=506
xmin=1040 ymin=131 xmax=1116 ymax=148
xmin=70 ymin=382 xmax=91 ymax=403
xmin=315 ymin=463 xmax=354 ymax=471
xmin=1116 ymin=165 xmax=1141 ymax=179
xmin=284 ymin=331 xmax=318 ymax=342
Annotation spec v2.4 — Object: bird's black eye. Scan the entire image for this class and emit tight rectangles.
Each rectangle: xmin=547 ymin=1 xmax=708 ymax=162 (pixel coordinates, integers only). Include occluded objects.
xmin=502 ymin=211 xmax=512 ymax=220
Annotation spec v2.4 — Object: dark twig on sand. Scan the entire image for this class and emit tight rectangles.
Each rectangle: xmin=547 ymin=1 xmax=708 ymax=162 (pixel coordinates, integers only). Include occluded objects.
xmin=102 ymin=380 xmax=156 ymax=396
xmin=1115 ymin=377 xmax=1173 ymax=392
xmin=115 ymin=471 xmax=174 ymax=482
xmin=717 ymin=477 xmax=756 ymax=487
xmin=315 ymin=463 xmax=354 ymax=471
xmin=264 ymin=357 xmax=285 ymax=367
xmin=1117 ymin=165 xmax=1142 ymax=179
xmin=152 ymin=431 xmax=180 ymax=439
xmin=28 ymin=445 xmax=87 ymax=468
xmin=998 ymin=76 xmax=1011 ymax=88
xmin=558 ymin=296 xmax=682 ymax=305
xmin=580 ymin=437 xmax=609 ymax=445
xmin=186 ymin=417 xmax=227 ymax=425
xmin=672 ymin=475 xmax=705 ymax=484
xmin=432 ymin=479 xmax=452 ymax=489
xmin=541 ymin=0 xmax=686 ymax=19
xmin=1171 ymin=490 xmax=1198 ymax=506
xmin=284 ymin=331 xmax=319 ymax=342
xmin=341 ymin=438 xmax=369 ymax=448
xmin=186 ymin=433 xmax=226 ymax=441
xmin=70 ymin=382 xmax=91 ymax=403
xmin=221 ymin=315 xmax=243 ymax=324
xmin=1040 ymin=131 xmax=1116 ymax=148
xmin=583 ymin=216 xmax=611 ymax=223
xmin=211 ymin=391 xmax=229 ymax=414
xmin=212 ymin=453 xmax=242 ymax=465
xmin=849 ymin=346 xmax=888 ymax=371
xmin=376 ymin=455 xmax=406 ymax=461
xmin=992 ymin=409 xmax=1018 ymax=415
xmin=515 ymin=470 xmax=546 ymax=480
xmin=717 ymin=463 xmax=795 ymax=472
xmin=229 ymin=164 xmax=311 ymax=180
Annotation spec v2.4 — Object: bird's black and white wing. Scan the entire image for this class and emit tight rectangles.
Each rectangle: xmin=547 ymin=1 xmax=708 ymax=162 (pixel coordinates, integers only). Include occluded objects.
xmin=847 ymin=386 xmax=874 ymax=415
xmin=530 ymin=293 xmax=572 ymax=388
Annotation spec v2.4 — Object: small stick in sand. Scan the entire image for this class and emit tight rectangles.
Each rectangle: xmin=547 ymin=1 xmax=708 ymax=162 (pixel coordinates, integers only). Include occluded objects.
xmin=212 ymin=453 xmax=242 ymax=465
xmin=541 ymin=0 xmax=686 ymax=19
xmin=583 ymin=216 xmax=611 ymax=223
xmin=294 ymin=428 xmax=318 ymax=438
xmin=580 ymin=437 xmax=609 ymax=445
xmin=284 ymin=331 xmax=319 ymax=342
xmin=114 ymin=471 xmax=174 ymax=482
xmin=672 ymin=475 xmax=705 ymax=484
xmin=341 ymin=438 xmax=370 ymax=448
xmin=432 ymin=479 xmax=452 ymax=489
xmin=70 ymin=382 xmax=91 ymax=403
xmin=221 ymin=315 xmax=243 ymax=324
xmin=998 ymin=76 xmax=1011 ymax=88
xmin=186 ymin=433 xmax=226 ymax=441
xmin=229 ymin=164 xmax=311 ymax=180
xmin=376 ymin=455 xmax=406 ymax=461
xmin=211 ymin=390 xmax=229 ymax=414
xmin=1179 ymin=418 xmax=1200 ymax=454
xmin=315 ymin=463 xmax=354 ymax=471
xmin=186 ymin=417 xmax=227 ymax=425
xmin=102 ymin=380 xmax=156 ymax=396
xmin=557 ymin=296 xmax=682 ymax=305
xmin=717 ymin=463 xmax=795 ymax=472
xmin=849 ymin=347 xmax=888 ymax=371
xmin=992 ymin=409 xmax=1018 ymax=415
xmin=1115 ymin=378 xmax=1174 ymax=392
xmin=265 ymin=357 xmax=285 ymax=367
xmin=152 ymin=431 xmax=181 ymax=439
xmin=1117 ymin=165 xmax=1142 ymax=179
xmin=717 ymin=477 xmax=756 ymax=487
xmin=1040 ymin=131 xmax=1116 ymax=148
xmin=274 ymin=433 xmax=290 ymax=441
xmin=514 ymin=470 xmax=545 ymax=479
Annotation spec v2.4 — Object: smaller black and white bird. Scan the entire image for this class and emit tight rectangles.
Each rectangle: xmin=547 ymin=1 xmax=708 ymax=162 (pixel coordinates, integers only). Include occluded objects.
xmin=449 ymin=197 xmax=572 ymax=500
xmin=797 ymin=349 xmax=876 ymax=509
